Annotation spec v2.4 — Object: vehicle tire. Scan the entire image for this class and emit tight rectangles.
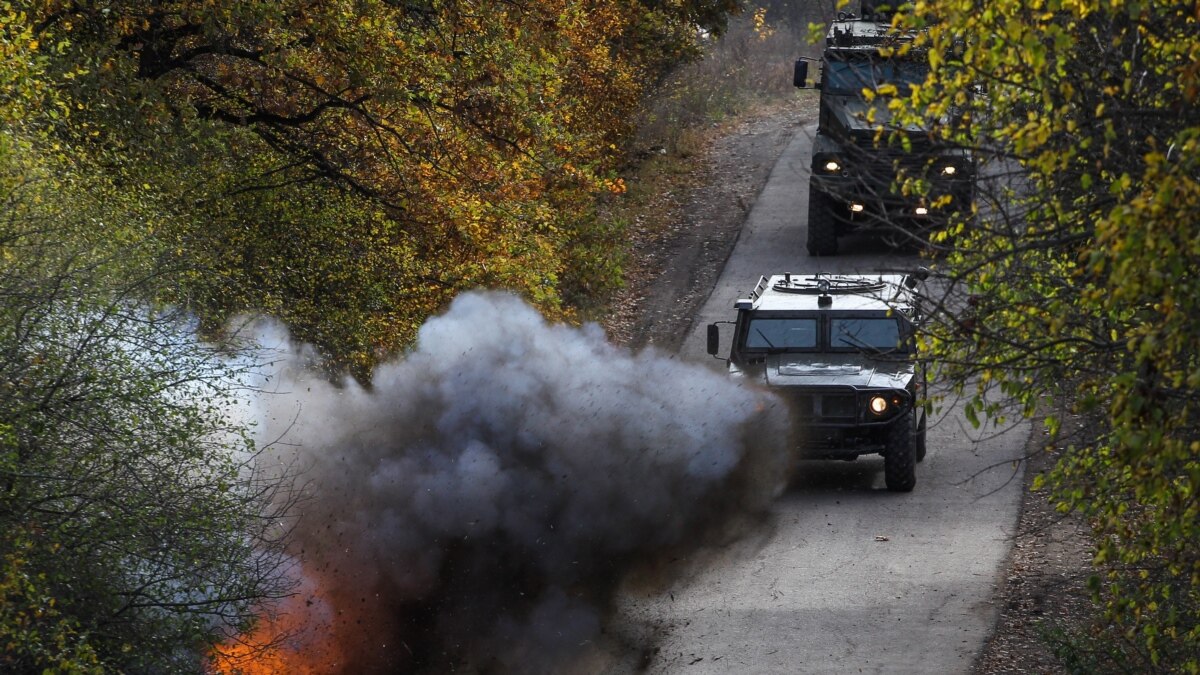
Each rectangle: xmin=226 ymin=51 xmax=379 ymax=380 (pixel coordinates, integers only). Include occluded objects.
xmin=884 ymin=411 xmax=917 ymax=492
xmin=915 ymin=411 xmax=927 ymax=463
xmin=807 ymin=189 xmax=839 ymax=256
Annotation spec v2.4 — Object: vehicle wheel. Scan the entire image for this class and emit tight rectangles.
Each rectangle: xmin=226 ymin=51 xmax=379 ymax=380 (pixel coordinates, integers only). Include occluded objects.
xmin=807 ymin=190 xmax=839 ymax=256
xmin=915 ymin=411 xmax=927 ymax=463
xmin=884 ymin=411 xmax=917 ymax=492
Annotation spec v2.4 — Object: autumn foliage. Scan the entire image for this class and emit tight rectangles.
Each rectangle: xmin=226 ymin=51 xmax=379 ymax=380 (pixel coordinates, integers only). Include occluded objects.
xmin=24 ymin=0 xmax=739 ymax=378
xmin=887 ymin=0 xmax=1200 ymax=670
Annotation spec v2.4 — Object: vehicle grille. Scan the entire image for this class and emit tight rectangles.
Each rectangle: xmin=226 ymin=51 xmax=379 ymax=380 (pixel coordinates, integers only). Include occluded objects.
xmin=822 ymin=394 xmax=857 ymax=419
xmin=788 ymin=391 xmax=857 ymax=423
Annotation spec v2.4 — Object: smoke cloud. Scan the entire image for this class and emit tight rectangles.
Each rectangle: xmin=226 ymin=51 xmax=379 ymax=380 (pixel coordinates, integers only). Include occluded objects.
xmin=244 ymin=291 xmax=789 ymax=673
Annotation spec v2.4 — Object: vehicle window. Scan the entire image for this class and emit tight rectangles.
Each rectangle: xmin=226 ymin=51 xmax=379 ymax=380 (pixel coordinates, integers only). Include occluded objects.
xmin=825 ymin=58 xmax=927 ymax=94
xmin=878 ymin=60 xmax=928 ymax=88
xmin=831 ymin=318 xmax=904 ymax=351
xmin=744 ymin=318 xmax=818 ymax=350
xmin=824 ymin=59 xmax=868 ymax=93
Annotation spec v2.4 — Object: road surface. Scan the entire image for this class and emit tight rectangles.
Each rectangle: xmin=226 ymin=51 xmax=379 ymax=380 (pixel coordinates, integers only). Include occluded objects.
xmin=607 ymin=123 xmax=1028 ymax=674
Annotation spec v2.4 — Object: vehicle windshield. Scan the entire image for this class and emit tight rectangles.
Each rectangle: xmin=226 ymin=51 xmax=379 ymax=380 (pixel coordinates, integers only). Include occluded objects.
xmin=824 ymin=57 xmax=927 ymax=95
xmin=830 ymin=317 xmax=906 ymax=352
xmin=744 ymin=318 xmax=818 ymax=351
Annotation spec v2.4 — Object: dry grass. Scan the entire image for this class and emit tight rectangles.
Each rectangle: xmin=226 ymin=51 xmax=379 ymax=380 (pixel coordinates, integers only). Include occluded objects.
xmin=583 ymin=8 xmax=825 ymax=334
xmin=631 ymin=12 xmax=817 ymax=158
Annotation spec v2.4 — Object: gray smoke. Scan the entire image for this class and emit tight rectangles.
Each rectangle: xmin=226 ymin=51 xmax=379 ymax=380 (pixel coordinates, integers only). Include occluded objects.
xmin=245 ymin=291 xmax=789 ymax=673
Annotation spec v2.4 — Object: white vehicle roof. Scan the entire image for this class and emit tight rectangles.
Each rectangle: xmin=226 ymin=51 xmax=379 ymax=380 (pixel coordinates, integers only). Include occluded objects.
xmin=735 ymin=273 xmax=918 ymax=313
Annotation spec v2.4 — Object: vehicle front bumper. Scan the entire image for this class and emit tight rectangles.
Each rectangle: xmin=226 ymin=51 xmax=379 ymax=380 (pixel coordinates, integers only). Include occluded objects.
xmin=811 ymin=173 xmax=973 ymax=226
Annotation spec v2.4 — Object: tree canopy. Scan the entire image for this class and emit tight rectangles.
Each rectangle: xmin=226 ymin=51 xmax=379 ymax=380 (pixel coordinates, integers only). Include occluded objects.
xmin=888 ymin=0 xmax=1200 ymax=669
xmin=21 ymin=0 xmax=742 ymax=378
xmin=0 ymin=46 xmax=296 ymax=673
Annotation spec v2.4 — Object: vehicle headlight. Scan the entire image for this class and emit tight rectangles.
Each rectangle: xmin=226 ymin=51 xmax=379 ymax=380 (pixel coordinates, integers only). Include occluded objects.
xmin=869 ymin=395 xmax=889 ymax=415
xmin=817 ymin=157 xmax=843 ymax=173
xmin=868 ymin=392 xmax=907 ymax=417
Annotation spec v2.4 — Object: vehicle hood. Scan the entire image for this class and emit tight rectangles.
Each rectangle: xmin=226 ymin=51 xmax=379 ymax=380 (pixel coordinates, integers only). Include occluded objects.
xmin=762 ymin=353 xmax=913 ymax=389
xmin=824 ymin=95 xmax=928 ymax=143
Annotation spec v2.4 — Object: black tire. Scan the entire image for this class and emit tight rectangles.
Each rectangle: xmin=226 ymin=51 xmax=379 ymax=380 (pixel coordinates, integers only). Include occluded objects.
xmin=915 ymin=411 xmax=927 ymax=463
xmin=807 ymin=189 xmax=839 ymax=256
xmin=884 ymin=411 xmax=917 ymax=492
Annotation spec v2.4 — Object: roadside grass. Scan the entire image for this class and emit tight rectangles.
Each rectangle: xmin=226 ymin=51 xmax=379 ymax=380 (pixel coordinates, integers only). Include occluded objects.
xmin=1039 ymin=624 xmax=1140 ymax=675
xmin=631 ymin=11 xmax=814 ymax=159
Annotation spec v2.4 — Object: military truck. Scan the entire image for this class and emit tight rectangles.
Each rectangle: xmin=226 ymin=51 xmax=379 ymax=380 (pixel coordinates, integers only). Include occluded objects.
xmin=793 ymin=2 xmax=974 ymax=256
xmin=706 ymin=273 xmax=927 ymax=491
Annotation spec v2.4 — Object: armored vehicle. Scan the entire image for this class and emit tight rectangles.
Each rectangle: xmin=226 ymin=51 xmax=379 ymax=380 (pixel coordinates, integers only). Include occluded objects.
xmin=707 ymin=273 xmax=927 ymax=491
xmin=793 ymin=2 xmax=974 ymax=256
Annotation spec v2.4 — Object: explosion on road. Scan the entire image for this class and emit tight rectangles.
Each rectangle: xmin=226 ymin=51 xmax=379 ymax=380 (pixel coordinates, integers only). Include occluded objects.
xmin=213 ymin=291 xmax=790 ymax=673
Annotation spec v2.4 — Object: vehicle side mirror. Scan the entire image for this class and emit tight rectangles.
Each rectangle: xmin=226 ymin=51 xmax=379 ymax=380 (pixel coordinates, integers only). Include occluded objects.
xmin=706 ymin=324 xmax=720 ymax=356
xmin=793 ymin=59 xmax=810 ymax=88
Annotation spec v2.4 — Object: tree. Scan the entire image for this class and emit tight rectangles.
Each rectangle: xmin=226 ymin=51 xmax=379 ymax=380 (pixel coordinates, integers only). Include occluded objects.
xmin=20 ymin=0 xmax=744 ymax=378
xmin=1 ymin=15 xmax=296 ymax=669
xmin=888 ymin=0 xmax=1200 ymax=669
xmin=0 ymin=143 xmax=299 ymax=672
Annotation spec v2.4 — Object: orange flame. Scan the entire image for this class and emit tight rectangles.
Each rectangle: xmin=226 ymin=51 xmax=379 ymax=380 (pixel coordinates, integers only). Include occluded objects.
xmin=209 ymin=569 xmax=346 ymax=675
